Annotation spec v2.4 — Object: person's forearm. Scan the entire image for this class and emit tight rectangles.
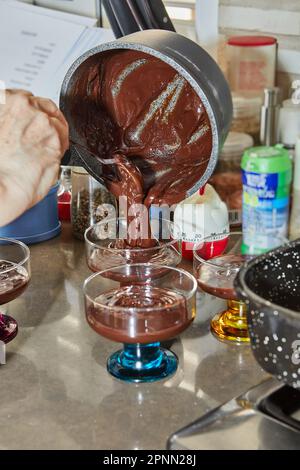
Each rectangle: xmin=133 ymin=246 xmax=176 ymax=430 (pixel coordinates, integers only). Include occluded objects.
xmin=0 ymin=181 xmax=11 ymax=227
xmin=0 ymin=180 xmax=25 ymax=227
xmin=0 ymin=90 xmax=68 ymax=228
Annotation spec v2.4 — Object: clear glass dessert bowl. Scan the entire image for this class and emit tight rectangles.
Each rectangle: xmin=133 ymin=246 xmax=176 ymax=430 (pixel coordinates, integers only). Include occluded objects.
xmin=194 ymin=232 xmax=251 ymax=343
xmin=83 ymin=263 xmax=197 ymax=383
xmin=193 ymin=232 xmax=287 ymax=343
xmin=0 ymin=238 xmax=31 ymax=344
xmin=85 ymin=217 xmax=181 ymax=275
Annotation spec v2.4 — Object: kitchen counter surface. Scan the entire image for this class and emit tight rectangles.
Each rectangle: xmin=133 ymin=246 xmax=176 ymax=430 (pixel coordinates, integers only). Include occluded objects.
xmin=0 ymin=225 xmax=267 ymax=450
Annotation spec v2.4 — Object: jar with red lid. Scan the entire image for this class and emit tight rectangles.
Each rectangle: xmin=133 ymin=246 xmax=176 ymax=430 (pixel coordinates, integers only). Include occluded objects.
xmin=227 ymin=35 xmax=277 ymax=96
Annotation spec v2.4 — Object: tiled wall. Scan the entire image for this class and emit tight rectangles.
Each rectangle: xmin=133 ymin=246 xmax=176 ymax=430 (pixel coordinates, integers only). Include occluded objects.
xmin=219 ymin=0 xmax=300 ymax=98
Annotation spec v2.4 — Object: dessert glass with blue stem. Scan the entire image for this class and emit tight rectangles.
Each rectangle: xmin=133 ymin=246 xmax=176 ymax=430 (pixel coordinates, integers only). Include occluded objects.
xmin=83 ymin=263 xmax=197 ymax=383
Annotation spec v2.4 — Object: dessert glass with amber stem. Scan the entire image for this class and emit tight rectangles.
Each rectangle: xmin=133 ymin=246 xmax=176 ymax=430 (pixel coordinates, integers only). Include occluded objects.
xmin=0 ymin=238 xmax=31 ymax=344
xmin=194 ymin=232 xmax=287 ymax=343
xmin=85 ymin=217 xmax=181 ymax=274
xmin=83 ymin=263 xmax=197 ymax=383
xmin=194 ymin=232 xmax=251 ymax=343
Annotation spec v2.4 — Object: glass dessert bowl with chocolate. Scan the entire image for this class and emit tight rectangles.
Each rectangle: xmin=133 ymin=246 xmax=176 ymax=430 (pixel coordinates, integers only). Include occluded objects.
xmin=0 ymin=238 xmax=31 ymax=344
xmin=194 ymin=232 xmax=288 ymax=343
xmin=85 ymin=217 xmax=181 ymax=278
xmin=84 ymin=263 xmax=197 ymax=383
xmin=194 ymin=232 xmax=251 ymax=343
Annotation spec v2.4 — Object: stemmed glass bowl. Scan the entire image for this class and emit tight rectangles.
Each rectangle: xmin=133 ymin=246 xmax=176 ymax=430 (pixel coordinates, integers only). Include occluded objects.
xmin=83 ymin=263 xmax=197 ymax=383
xmin=85 ymin=217 xmax=181 ymax=273
xmin=0 ymin=238 xmax=31 ymax=344
xmin=194 ymin=232 xmax=252 ymax=343
xmin=194 ymin=232 xmax=287 ymax=343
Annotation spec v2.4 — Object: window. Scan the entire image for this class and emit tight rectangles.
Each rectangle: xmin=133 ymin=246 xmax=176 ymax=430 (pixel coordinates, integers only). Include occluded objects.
xmin=99 ymin=0 xmax=197 ymax=40
xmin=164 ymin=0 xmax=197 ymax=42
xmin=164 ymin=0 xmax=196 ymax=23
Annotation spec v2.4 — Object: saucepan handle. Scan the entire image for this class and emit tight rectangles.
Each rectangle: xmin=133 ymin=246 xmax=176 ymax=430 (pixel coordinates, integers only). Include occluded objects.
xmin=102 ymin=0 xmax=176 ymax=38
xmin=135 ymin=0 xmax=176 ymax=31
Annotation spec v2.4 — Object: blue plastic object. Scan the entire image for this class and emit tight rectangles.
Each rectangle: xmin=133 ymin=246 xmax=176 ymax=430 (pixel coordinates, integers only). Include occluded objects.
xmin=107 ymin=342 xmax=178 ymax=383
xmin=0 ymin=183 xmax=61 ymax=245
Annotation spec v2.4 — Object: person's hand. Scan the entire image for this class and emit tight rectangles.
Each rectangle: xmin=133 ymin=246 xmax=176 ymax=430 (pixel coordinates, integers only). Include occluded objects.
xmin=0 ymin=89 xmax=69 ymax=226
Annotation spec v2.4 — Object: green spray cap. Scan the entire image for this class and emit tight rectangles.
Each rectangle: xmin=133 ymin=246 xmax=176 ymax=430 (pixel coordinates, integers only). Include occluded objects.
xmin=241 ymin=144 xmax=292 ymax=174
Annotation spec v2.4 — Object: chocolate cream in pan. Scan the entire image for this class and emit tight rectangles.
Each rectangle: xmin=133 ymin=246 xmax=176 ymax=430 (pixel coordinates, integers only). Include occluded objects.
xmin=60 ymin=30 xmax=232 ymax=208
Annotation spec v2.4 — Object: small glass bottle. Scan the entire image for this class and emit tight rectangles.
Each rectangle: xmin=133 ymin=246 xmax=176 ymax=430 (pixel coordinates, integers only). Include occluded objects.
xmin=71 ymin=167 xmax=116 ymax=240
xmin=58 ymin=166 xmax=72 ymax=222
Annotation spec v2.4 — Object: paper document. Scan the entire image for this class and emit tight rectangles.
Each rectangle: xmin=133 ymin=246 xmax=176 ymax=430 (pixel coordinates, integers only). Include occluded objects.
xmin=7 ymin=0 xmax=98 ymax=26
xmin=0 ymin=0 xmax=114 ymax=103
xmin=35 ymin=0 xmax=99 ymax=20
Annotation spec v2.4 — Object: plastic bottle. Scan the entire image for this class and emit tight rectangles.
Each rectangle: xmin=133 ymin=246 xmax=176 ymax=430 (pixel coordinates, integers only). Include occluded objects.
xmin=279 ymin=82 xmax=300 ymax=149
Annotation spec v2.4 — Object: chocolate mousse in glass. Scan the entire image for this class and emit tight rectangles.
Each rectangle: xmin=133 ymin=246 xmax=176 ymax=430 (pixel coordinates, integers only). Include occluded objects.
xmin=194 ymin=232 xmax=251 ymax=343
xmin=194 ymin=232 xmax=287 ymax=343
xmin=85 ymin=217 xmax=181 ymax=281
xmin=84 ymin=263 xmax=196 ymax=383
xmin=0 ymin=238 xmax=30 ymax=344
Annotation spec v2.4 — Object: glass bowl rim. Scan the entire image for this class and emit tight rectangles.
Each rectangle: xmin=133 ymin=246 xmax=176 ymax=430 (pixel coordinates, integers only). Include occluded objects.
xmin=0 ymin=237 xmax=30 ymax=275
xmin=84 ymin=218 xmax=180 ymax=253
xmin=193 ymin=231 xmax=289 ymax=268
xmin=83 ymin=263 xmax=197 ymax=313
xmin=193 ymin=231 xmax=242 ymax=268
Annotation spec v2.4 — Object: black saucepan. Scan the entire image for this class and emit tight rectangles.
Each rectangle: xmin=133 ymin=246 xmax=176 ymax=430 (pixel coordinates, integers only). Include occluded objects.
xmin=60 ymin=29 xmax=232 ymax=197
xmin=235 ymin=239 xmax=300 ymax=389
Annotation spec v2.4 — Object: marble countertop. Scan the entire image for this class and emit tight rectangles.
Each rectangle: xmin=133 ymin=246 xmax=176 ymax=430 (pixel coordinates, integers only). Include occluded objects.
xmin=0 ymin=225 xmax=267 ymax=450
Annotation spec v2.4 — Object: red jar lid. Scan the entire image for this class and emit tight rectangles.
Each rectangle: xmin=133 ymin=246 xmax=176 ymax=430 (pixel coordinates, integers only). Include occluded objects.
xmin=228 ymin=36 xmax=277 ymax=47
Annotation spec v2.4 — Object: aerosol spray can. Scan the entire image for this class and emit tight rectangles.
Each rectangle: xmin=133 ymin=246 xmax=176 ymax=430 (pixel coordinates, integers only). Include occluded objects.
xmin=242 ymin=145 xmax=292 ymax=254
